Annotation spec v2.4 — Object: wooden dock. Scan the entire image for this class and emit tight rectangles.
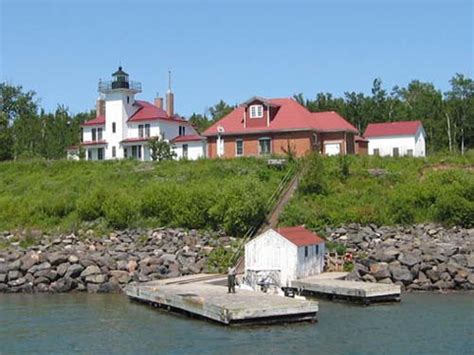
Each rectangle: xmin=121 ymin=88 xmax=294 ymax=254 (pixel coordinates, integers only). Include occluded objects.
xmin=291 ymin=273 xmax=401 ymax=304
xmin=125 ymin=274 xmax=318 ymax=326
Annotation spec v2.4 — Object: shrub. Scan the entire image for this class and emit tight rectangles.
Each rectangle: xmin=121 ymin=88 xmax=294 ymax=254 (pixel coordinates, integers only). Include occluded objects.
xmin=76 ymin=190 xmax=106 ymax=221
xmin=140 ymin=184 xmax=177 ymax=225
xmin=299 ymin=153 xmax=328 ymax=195
xmin=434 ymin=192 xmax=474 ymax=228
xmin=103 ymin=192 xmax=138 ymax=229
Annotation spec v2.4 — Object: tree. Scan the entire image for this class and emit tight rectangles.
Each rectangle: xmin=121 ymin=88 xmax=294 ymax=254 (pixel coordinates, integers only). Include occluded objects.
xmin=208 ymin=100 xmax=234 ymax=122
xmin=445 ymin=74 xmax=474 ymax=154
xmin=189 ymin=113 xmax=211 ymax=133
xmin=148 ymin=137 xmax=177 ymax=161
xmin=0 ymin=112 xmax=13 ymax=160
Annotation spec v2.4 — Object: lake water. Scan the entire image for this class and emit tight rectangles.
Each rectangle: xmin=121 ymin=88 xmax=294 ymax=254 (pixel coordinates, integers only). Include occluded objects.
xmin=0 ymin=293 xmax=473 ymax=354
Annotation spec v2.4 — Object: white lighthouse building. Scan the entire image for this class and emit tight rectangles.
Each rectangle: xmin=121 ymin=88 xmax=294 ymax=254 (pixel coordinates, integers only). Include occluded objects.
xmin=68 ymin=67 xmax=205 ymax=161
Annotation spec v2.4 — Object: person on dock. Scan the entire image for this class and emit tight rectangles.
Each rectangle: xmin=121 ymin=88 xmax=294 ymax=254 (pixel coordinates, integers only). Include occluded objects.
xmin=227 ymin=266 xmax=236 ymax=294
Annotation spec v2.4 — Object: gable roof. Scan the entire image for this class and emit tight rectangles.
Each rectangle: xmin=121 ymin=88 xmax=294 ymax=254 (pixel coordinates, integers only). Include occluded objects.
xmin=203 ymin=97 xmax=358 ymax=136
xmin=81 ymin=115 xmax=105 ymax=127
xmin=170 ymin=134 xmax=204 ymax=143
xmin=364 ymin=120 xmax=423 ymax=137
xmin=275 ymin=226 xmax=325 ymax=247
xmin=128 ymin=100 xmax=188 ymax=124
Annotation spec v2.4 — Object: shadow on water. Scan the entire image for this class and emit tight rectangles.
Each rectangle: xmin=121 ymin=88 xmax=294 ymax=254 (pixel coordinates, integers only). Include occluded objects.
xmin=0 ymin=292 xmax=473 ymax=354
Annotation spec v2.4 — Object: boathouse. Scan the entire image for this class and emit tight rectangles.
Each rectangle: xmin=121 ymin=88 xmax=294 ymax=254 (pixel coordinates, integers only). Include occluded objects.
xmin=244 ymin=226 xmax=325 ymax=288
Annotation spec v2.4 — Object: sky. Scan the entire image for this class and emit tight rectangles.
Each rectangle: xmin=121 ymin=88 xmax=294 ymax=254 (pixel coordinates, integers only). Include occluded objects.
xmin=1 ymin=0 xmax=472 ymax=117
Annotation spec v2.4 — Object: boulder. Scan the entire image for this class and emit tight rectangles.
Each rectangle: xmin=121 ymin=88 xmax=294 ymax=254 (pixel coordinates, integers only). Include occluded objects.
xmin=362 ymin=274 xmax=377 ymax=283
xmin=66 ymin=264 xmax=84 ymax=278
xmin=379 ymin=247 xmax=400 ymax=263
xmin=28 ymin=262 xmax=51 ymax=274
xmin=20 ymin=252 xmax=40 ymax=271
xmin=390 ymin=266 xmax=413 ymax=284
xmin=80 ymin=265 xmax=101 ymax=278
xmin=35 ymin=269 xmax=58 ymax=281
xmin=8 ymin=259 xmax=21 ymax=271
xmin=126 ymin=260 xmax=138 ymax=273
xmin=378 ymin=278 xmax=393 ymax=284
xmin=0 ymin=263 xmax=8 ymax=274
xmin=33 ymin=276 xmax=50 ymax=285
xmin=8 ymin=277 xmax=26 ymax=287
xmin=109 ymin=270 xmax=131 ymax=284
xmin=86 ymin=283 xmax=100 ymax=293
xmin=57 ymin=262 xmax=71 ymax=277
xmin=85 ymin=274 xmax=107 ymax=284
xmin=398 ymin=252 xmax=421 ymax=267
xmin=426 ymin=269 xmax=440 ymax=283
xmin=0 ymin=274 xmax=6 ymax=283
xmin=369 ymin=262 xmax=391 ymax=280
xmin=467 ymin=254 xmax=474 ymax=269
xmin=50 ymin=277 xmax=73 ymax=293
xmin=68 ymin=255 xmax=79 ymax=264
xmin=35 ymin=283 xmax=50 ymax=293
xmin=48 ymin=253 xmax=69 ymax=266
xmin=8 ymin=270 xmax=22 ymax=281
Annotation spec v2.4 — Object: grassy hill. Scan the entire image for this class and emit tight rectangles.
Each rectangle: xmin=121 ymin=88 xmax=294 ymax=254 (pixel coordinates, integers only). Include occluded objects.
xmin=0 ymin=158 xmax=289 ymax=235
xmin=280 ymin=153 xmax=474 ymax=231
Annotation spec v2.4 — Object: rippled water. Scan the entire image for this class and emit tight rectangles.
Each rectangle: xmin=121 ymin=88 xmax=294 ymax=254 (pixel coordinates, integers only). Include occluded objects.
xmin=0 ymin=292 xmax=473 ymax=354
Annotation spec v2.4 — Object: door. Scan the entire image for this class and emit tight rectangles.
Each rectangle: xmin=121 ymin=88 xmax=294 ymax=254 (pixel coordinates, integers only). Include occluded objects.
xmin=324 ymin=143 xmax=341 ymax=156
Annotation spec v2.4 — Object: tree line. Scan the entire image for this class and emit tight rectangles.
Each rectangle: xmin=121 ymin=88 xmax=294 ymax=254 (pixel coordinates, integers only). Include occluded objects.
xmin=1 ymin=73 xmax=472 ymax=161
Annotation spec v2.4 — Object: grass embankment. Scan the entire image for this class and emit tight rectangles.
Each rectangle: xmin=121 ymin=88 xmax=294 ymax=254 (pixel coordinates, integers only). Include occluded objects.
xmin=0 ymin=158 xmax=290 ymax=235
xmin=280 ymin=153 xmax=474 ymax=231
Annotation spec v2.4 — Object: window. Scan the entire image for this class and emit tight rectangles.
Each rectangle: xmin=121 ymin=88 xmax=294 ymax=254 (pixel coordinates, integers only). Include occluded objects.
xmin=179 ymin=126 xmax=186 ymax=136
xmin=132 ymin=145 xmax=142 ymax=159
xmin=259 ymin=138 xmax=271 ymax=155
xmin=145 ymin=124 xmax=150 ymax=138
xmin=250 ymin=105 xmax=263 ymax=118
xmin=87 ymin=150 xmax=92 ymax=160
xmin=98 ymin=148 xmax=104 ymax=160
xmin=127 ymin=96 xmax=130 ymax=104
xmin=304 ymin=246 xmax=308 ymax=258
xmin=92 ymin=128 xmax=97 ymax=141
xmin=182 ymin=144 xmax=188 ymax=159
xmin=139 ymin=125 xmax=144 ymax=138
xmin=124 ymin=148 xmax=128 ymax=158
xmin=315 ymin=245 xmax=319 ymax=254
xmin=235 ymin=139 xmax=243 ymax=156
xmin=393 ymin=147 xmax=400 ymax=157
xmin=80 ymin=128 xmax=84 ymax=143
xmin=112 ymin=146 xmax=116 ymax=158
xmin=373 ymin=148 xmax=380 ymax=156
xmin=97 ymin=127 xmax=103 ymax=141
xmin=112 ymin=122 xmax=116 ymax=133
xmin=407 ymin=149 xmax=413 ymax=157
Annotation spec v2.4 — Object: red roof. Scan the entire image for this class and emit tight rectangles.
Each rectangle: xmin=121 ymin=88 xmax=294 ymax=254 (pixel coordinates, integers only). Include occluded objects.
xmin=81 ymin=115 xmax=105 ymax=126
xmin=276 ymin=226 xmax=325 ymax=247
xmin=171 ymin=134 xmax=204 ymax=143
xmin=364 ymin=120 xmax=423 ymax=137
xmin=203 ymin=98 xmax=357 ymax=136
xmin=120 ymin=137 xmax=151 ymax=143
xmin=81 ymin=140 xmax=107 ymax=146
xmin=128 ymin=100 xmax=188 ymax=123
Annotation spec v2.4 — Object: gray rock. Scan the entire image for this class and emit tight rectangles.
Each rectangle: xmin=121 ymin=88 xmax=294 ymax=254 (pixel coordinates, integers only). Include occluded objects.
xmin=50 ymin=278 xmax=73 ymax=293
xmin=369 ymin=263 xmax=391 ymax=280
xmin=362 ymin=274 xmax=377 ymax=282
xmin=109 ymin=270 xmax=131 ymax=284
xmin=467 ymin=254 xmax=474 ymax=268
xmin=0 ymin=274 xmax=6 ymax=283
xmin=390 ymin=266 xmax=413 ymax=284
xmin=68 ymin=255 xmax=79 ymax=264
xmin=426 ymin=269 xmax=440 ymax=283
xmin=20 ymin=252 xmax=40 ymax=271
xmin=57 ymin=262 xmax=71 ymax=277
xmin=48 ymin=253 xmax=69 ymax=266
xmin=0 ymin=263 xmax=8 ymax=274
xmin=80 ymin=265 xmax=101 ymax=278
xmin=66 ymin=264 xmax=84 ymax=278
xmin=28 ymin=262 xmax=51 ymax=274
xmin=8 ymin=277 xmax=26 ymax=287
xmin=398 ymin=252 xmax=421 ymax=267
xmin=378 ymin=278 xmax=393 ymax=284
xmin=86 ymin=283 xmax=100 ymax=293
xmin=35 ymin=269 xmax=58 ymax=281
xmin=85 ymin=274 xmax=107 ymax=284
xmin=8 ymin=270 xmax=21 ymax=281
xmin=8 ymin=259 xmax=21 ymax=271
xmin=33 ymin=276 xmax=50 ymax=285
xmin=35 ymin=283 xmax=50 ymax=293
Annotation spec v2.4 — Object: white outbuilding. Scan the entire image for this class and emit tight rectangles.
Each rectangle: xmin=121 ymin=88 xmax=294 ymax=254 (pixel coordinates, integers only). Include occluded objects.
xmin=244 ymin=226 xmax=325 ymax=289
xmin=364 ymin=120 xmax=426 ymax=157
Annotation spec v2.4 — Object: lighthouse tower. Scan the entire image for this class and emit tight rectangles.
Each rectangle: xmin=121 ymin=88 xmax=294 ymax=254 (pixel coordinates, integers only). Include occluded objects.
xmin=98 ymin=66 xmax=142 ymax=159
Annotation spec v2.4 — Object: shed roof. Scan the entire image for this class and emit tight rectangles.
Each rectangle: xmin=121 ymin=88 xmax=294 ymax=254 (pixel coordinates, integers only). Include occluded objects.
xmin=275 ymin=226 xmax=325 ymax=247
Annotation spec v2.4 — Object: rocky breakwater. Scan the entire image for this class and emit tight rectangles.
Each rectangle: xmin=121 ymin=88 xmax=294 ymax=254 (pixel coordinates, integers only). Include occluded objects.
xmin=0 ymin=229 xmax=234 ymax=293
xmin=326 ymin=224 xmax=474 ymax=291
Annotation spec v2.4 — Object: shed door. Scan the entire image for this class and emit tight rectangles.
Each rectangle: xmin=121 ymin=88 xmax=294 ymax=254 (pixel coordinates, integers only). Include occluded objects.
xmin=325 ymin=143 xmax=341 ymax=156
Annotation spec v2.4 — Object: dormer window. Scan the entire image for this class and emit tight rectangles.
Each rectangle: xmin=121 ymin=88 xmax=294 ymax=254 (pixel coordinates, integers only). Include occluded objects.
xmin=250 ymin=105 xmax=263 ymax=118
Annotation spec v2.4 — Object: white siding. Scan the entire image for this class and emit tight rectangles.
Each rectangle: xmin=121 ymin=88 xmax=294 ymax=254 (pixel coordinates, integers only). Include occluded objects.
xmin=174 ymin=141 xmax=205 ymax=160
xmin=296 ymin=244 xmax=325 ymax=278
xmin=368 ymin=126 xmax=426 ymax=157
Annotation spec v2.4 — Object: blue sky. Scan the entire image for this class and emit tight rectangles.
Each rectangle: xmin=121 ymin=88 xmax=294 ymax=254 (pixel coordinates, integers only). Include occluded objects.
xmin=1 ymin=0 xmax=472 ymax=117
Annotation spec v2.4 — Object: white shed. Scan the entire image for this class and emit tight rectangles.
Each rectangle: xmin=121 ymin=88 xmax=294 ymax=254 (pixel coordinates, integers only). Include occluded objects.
xmin=244 ymin=226 xmax=325 ymax=288
xmin=364 ymin=120 xmax=426 ymax=157
xmin=171 ymin=135 xmax=206 ymax=160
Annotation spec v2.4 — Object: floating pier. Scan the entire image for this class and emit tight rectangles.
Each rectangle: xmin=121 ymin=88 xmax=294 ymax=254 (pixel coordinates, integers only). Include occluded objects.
xmin=125 ymin=274 xmax=318 ymax=326
xmin=291 ymin=273 xmax=401 ymax=304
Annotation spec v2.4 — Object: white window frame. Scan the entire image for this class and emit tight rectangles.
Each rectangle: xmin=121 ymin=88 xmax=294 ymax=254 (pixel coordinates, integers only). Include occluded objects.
xmin=235 ymin=139 xmax=243 ymax=157
xmin=249 ymin=104 xmax=263 ymax=118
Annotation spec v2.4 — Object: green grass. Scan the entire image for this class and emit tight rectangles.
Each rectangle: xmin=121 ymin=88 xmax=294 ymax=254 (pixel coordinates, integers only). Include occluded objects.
xmin=0 ymin=158 xmax=290 ymax=236
xmin=280 ymin=152 xmax=474 ymax=231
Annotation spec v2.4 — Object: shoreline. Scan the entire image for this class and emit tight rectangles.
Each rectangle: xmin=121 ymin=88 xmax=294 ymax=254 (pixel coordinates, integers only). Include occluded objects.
xmin=1 ymin=223 xmax=473 ymax=294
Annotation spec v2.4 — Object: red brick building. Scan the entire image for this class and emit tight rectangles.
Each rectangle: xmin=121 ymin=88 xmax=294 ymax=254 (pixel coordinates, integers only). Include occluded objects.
xmin=203 ymin=96 xmax=359 ymax=158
